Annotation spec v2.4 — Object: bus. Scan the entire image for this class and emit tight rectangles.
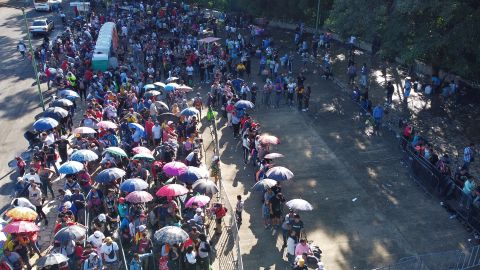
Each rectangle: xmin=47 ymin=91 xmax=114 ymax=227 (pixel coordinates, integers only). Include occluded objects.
xmin=33 ymin=0 xmax=62 ymax=11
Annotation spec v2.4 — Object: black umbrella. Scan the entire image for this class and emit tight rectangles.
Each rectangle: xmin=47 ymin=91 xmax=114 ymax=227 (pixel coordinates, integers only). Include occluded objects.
xmin=51 ymin=98 xmax=74 ymax=108
xmin=37 ymin=106 xmax=69 ymax=120
xmin=192 ymin=179 xmax=219 ymax=196
xmin=158 ymin=113 xmax=179 ymax=123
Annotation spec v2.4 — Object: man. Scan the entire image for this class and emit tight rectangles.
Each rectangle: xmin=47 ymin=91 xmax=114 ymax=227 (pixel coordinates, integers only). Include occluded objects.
xmin=100 ymin=237 xmax=119 ymax=269
xmin=296 ymin=85 xmax=304 ymax=111
xmin=193 ymin=93 xmax=203 ymax=118
xmin=29 ymin=182 xmax=48 ymax=225
xmin=291 ymin=214 xmax=304 ymax=239
xmin=83 ymin=252 xmax=103 ymax=270
xmin=197 ymin=234 xmax=211 ymax=270
xmin=17 ymin=41 xmax=27 ymax=60
xmin=463 ymin=143 xmax=475 ymax=169
xmin=152 ymin=121 xmax=162 ymax=146
xmin=269 ymin=192 xmax=285 ymax=229
xmin=373 ymin=105 xmax=384 ymax=131
xmin=23 ymin=169 xmax=41 ymax=184
xmin=235 ymin=195 xmax=244 ymax=226
xmin=295 ymin=239 xmax=312 ymax=256
xmin=386 ymin=81 xmax=394 ymax=104
xmin=360 ymin=63 xmax=368 ymax=87
xmin=2 ymin=249 xmax=24 ymax=270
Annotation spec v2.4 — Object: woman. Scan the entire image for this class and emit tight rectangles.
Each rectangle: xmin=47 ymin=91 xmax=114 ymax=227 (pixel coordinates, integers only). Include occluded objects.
xmin=167 ymin=244 xmax=180 ymax=270
xmin=184 ymin=245 xmax=196 ymax=270
xmin=38 ymin=164 xmax=56 ymax=199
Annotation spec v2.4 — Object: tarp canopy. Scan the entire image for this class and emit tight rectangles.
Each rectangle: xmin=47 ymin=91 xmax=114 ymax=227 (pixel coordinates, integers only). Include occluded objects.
xmin=198 ymin=37 xmax=221 ymax=44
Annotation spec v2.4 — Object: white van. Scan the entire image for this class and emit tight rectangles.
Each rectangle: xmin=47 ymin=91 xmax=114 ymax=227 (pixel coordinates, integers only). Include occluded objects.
xmin=33 ymin=0 xmax=62 ymax=11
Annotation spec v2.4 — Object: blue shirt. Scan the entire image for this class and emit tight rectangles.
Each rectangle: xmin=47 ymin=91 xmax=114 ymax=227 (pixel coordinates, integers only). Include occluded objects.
xmin=373 ymin=106 xmax=383 ymax=119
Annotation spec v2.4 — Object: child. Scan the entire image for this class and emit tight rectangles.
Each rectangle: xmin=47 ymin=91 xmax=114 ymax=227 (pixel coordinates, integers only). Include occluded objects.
xmin=262 ymin=200 xmax=271 ymax=229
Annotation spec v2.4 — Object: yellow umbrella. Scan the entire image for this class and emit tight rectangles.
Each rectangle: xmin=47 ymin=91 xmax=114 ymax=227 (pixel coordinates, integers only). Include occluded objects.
xmin=6 ymin=207 xmax=38 ymax=221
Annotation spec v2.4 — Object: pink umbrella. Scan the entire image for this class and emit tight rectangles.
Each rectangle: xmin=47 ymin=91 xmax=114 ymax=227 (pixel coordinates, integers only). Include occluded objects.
xmin=156 ymin=184 xmax=189 ymax=197
xmin=132 ymin=146 xmax=152 ymax=155
xmin=125 ymin=191 xmax=153 ymax=203
xmin=163 ymin=161 xmax=188 ymax=176
xmin=185 ymin=195 xmax=211 ymax=207
xmin=258 ymin=134 xmax=280 ymax=145
xmin=97 ymin=121 xmax=118 ymax=129
xmin=3 ymin=221 xmax=40 ymax=233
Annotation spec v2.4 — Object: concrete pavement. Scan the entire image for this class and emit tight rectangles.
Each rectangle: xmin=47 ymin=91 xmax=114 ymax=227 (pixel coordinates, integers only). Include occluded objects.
xmin=216 ymin=80 xmax=470 ymax=269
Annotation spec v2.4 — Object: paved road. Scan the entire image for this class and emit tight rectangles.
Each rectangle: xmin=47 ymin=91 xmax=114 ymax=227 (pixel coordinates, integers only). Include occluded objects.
xmin=0 ymin=2 xmax=63 ymax=213
xmin=216 ymin=77 xmax=471 ymax=269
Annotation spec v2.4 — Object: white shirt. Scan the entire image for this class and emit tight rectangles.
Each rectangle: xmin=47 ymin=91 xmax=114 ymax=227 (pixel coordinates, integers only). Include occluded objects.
xmin=152 ymin=125 xmax=161 ymax=139
xmin=100 ymin=242 xmax=119 ymax=262
xmin=185 ymin=251 xmax=197 ymax=264
xmin=24 ymin=173 xmax=41 ymax=184
xmin=87 ymin=233 xmax=105 ymax=248
xmin=186 ymin=66 xmax=194 ymax=76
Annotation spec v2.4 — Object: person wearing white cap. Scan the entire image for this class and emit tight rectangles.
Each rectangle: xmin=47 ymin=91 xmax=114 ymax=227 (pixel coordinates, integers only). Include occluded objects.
xmin=100 ymin=237 xmax=119 ymax=269
xmin=87 ymin=230 xmax=105 ymax=250
xmin=83 ymin=252 xmax=103 ymax=270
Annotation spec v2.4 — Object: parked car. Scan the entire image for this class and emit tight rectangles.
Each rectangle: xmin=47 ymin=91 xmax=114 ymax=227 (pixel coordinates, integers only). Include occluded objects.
xmin=29 ymin=19 xmax=55 ymax=35
xmin=33 ymin=0 xmax=62 ymax=12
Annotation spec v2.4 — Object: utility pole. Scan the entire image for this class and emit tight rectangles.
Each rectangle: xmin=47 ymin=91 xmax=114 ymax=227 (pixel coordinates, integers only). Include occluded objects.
xmin=315 ymin=0 xmax=321 ymax=33
xmin=21 ymin=7 xmax=46 ymax=111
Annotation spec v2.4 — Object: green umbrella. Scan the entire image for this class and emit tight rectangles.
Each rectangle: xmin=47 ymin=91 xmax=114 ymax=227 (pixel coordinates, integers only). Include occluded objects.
xmin=104 ymin=147 xmax=128 ymax=157
xmin=133 ymin=153 xmax=155 ymax=161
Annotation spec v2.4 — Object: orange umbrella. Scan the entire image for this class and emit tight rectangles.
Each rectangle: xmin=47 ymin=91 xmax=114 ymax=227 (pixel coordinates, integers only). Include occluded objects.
xmin=6 ymin=207 xmax=38 ymax=221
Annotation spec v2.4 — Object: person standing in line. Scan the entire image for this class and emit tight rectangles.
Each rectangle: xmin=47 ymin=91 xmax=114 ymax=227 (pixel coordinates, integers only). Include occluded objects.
xmin=296 ymin=85 xmax=304 ymax=111
xmin=303 ymin=86 xmax=311 ymax=111
xmin=29 ymin=182 xmax=48 ymax=226
xmin=386 ymin=81 xmax=394 ymax=105
xmin=235 ymin=195 xmax=244 ymax=227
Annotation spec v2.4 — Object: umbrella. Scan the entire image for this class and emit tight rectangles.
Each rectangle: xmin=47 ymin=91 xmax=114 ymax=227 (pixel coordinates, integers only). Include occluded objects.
xmin=3 ymin=221 xmax=39 ymax=233
xmin=97 ymin=121 xmax=118 ymax=129
xmin=58 ymin=161 xmax=84 ymax=174
xmin=154 ymin=226 xmax=189 ymax=244
xmin=156 ymin=184 xmax=189 ymax=197
xmin=70 ymin=149 xmax=98 ymax=162
xmin=133 ymin=153 xmax=155 ymax=161
xmin=105 ymin=147 xmax=128 ymax=157
xmin=51 ymin=98 xmax=73 ymax=108
xmin=165 ymin=77 xmax=179 ymax=83
xmin=54 ymin=225 xmax=87 ymax=241
xmin=192 ymin=179 xmax=219 ymax=196
xmin=120 ymin=178 xmax=149 ymax=192
xmin=258 ymin=134 xmax=280 ymax=145
xmin=143 ymin=84 xmax=156 ymax=90
xmin=175 ymin=84 xmax=193 ymax=92
xmin=185 ymin=195 xmax=211 ymax=207
xmin=180 ymin=107 xmax=199 ymax=117
xmin=264 ymin=153 xmax=284 ymax=159
xmin=132 ymin=146 xmax=152 ymax=155
xmin=163 ymin=161 xmax=188 ymax=176
xmin=144 ymin=90 xmax=162 ymax=99
xmin=58 ymin=89 xmax=80 ymax=98
xmin=33 ymin=117 xmax=58 ymax=131
xmin=96 ymin=168 xmax=126 ymax=183
xmin=265 ymin=166 xmax=294 ymax=181
xmin=40 ymin=107 xmax=69 ymax=120
xmin=125 ymin=190 xmax=153 ymax=203
xmin=153 ymin=101 xmax=169 ymax=111
xmin=36 ymin=253 xmax=69 ymax=268
xmin=128 ymin=122 xmax=145 ymax=133
xmin=235 ymin=100 xmax=255 ymax=109
xmin=286 ymin=199 xmax=313 ymax=211
xmin=251 ymin=178 xmax=278 ymax=191
xmin=74 ymin=126 xmax=97 ymax=135
xmin=6 ymin=207 xmax=38 ymax=221
xmin=154 ymin=82 xmax=166 ymax=88
xmin=11 ymin=198 xmax=35 ymax=210
xmin=178 ymin=166 xmax=209 ymax=185
xmin=158 ymin=113 xmax=179 ymax=123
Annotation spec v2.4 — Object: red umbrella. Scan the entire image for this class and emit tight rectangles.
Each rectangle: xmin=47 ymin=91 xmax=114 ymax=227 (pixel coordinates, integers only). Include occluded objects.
xmin=3 ymin=221 xmax=40 ymax=233
xmin=132 ymin=146 xmax=152 ymax=155
xmin=156 ymin=184 xmax=189 ymax=197
xmin=125 ymin=191 xmax=154 ymax=203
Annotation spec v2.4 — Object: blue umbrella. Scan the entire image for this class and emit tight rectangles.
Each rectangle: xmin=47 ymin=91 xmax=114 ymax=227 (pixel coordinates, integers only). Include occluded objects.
xmin=143 ymin=84 xmax=156 ymax=90
xmin=70 ymin=149 xmax=99 ymax=162
xmin=58 ymin=89 xmax=80 ymax=99
xmin=120 ymin=178 xmax=149 ymax=192
xmin=164 ymin=85 xmax=175 ymax=92
xmin=178 ymin=166 xmax=209 ymax=185
xmin=265 ymin=166 xmax=294 ymax=181
xmin=180 ymin=107 xmax=199 ymax=117
xmin=235 ymin=100 xmax=255 ymax=109
xmin=128 ymin=122 xmax=145 ymax=133
xmin=58 ymin=161 xmax=84 ymax=174
xmin=96 ymin=168 xmax=126 ymax=183
xmin=33 ymin=117 xmax=59 ymax=131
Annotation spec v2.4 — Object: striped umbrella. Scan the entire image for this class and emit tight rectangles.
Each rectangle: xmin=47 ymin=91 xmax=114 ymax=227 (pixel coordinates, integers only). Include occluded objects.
xmin=154 ymin=226 xmax=189 ymax=244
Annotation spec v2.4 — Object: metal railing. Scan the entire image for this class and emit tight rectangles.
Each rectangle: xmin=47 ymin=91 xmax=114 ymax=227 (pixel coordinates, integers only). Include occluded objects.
xmin=200 ymin=116 xmax=244 ymax=270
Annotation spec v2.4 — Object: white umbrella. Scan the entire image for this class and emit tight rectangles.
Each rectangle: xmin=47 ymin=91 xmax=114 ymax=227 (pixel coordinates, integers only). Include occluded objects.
xmin=286 ymin=199 xmax=313 ymax=211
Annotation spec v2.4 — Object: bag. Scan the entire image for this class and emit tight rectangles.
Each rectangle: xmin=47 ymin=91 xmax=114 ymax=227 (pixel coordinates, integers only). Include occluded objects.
xmin=107 ymin=245 xmax=116 ymax=260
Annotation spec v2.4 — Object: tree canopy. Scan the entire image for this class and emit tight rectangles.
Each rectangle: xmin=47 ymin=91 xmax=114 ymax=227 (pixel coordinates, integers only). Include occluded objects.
xmin=189 ymin=0 xmax=480 ymax=79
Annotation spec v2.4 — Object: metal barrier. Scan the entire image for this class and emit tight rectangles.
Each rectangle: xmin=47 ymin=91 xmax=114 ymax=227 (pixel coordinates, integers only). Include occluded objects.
xmin=200 ymin=117 xmax=244 ymax=270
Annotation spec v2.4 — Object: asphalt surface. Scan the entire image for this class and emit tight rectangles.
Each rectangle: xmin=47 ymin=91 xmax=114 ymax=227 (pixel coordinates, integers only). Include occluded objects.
xmin=0 ymin=2 xmax=63 ymax=214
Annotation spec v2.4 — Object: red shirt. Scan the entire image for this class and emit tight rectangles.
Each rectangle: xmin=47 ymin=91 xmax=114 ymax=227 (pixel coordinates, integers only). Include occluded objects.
xmin=145 ymin=120 xmax=154 ymax=136
xmin=84 ymin=69 xmax=93 ymax=81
